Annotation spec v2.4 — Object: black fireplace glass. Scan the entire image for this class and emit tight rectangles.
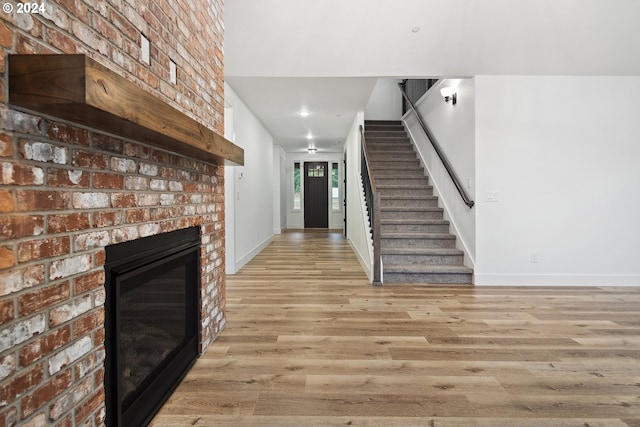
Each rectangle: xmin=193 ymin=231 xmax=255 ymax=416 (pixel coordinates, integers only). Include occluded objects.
xmin=105 ymin=227 xmax=200 ymax=427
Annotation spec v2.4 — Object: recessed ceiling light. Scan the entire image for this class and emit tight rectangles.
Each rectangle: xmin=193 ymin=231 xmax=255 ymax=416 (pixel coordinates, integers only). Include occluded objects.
xmin=306 ymin=134 xmax=313 ymax=140
xmin=299 ymin=110 xmax=309 ymax=117
xmin=411 ymin=26 xmax=421 ymax=33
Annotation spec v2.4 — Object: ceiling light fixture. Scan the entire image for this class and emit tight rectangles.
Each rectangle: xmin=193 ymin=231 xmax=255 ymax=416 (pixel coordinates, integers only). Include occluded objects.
xmin=440 ymin=86 xmax=457 ymax=105
xmin=307 ymin=147 xmax=317 ymax=154
xmin=299 ymin=110 xmax=309 ymax=117
xmin=411 ymin=26 xmax=421 ymax=33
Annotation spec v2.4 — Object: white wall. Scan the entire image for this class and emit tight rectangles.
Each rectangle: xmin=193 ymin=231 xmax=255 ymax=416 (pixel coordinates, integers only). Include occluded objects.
xmin=285 ymin=152 xmax=345 ymax=230
xmin=273 ymin=145 xmax=287 ymax=234
xmin=475 ymin=76 xmax=640 ymax=285
xmin=344 ymin=112 xmax=373 ymax=280
xmin=404 ymin=79 xmax=476 ymax=268
xmin=365 ymin=78 xmax=402 ymax=120
xmin=224 ymin=84 xmax=275 ymax=273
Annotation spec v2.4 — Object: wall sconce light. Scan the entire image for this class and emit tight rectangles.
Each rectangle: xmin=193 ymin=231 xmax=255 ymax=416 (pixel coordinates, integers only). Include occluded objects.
xmin=440 ymin=87 xmax=457 ymax=105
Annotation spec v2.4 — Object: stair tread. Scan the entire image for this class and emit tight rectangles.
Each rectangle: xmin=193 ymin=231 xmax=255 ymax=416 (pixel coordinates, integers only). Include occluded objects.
xmin=384 ymin=264 xmax=473 ymax=274
xmin=380 ymin=195 xmax=436 ymax=200
xmin=381 ymin=219 xmax=448 ymax=224
xmin=382 ymin=232 xmax=455 ymax=238
xmin=381 ymin=208 xmax=442 ymax=213
xmin=382 ymin=247 xmax=462 ymax=255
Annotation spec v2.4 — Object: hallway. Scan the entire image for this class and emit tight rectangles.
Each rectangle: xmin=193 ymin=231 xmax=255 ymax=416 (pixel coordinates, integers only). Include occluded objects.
xmin=152 ymin=231 xmax=640 ymax=426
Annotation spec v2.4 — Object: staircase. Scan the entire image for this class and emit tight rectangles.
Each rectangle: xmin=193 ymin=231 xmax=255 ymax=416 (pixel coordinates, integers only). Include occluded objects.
xmin=365 ymin=120 xmax=473 ymax=284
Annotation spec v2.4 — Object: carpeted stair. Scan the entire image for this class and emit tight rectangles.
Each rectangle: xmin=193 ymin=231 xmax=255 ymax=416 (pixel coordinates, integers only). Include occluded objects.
xmin=365 ymin=120 xmax=473 ymax=284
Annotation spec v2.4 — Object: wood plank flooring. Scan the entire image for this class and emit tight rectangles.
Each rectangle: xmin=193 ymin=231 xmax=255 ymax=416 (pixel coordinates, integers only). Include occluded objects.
xmin=151 ymin=230 xmax=640 ymax=427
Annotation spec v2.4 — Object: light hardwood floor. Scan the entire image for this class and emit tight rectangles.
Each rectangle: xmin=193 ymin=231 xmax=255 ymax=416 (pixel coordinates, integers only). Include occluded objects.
xmin=151 ymin=230 xmax=640 ymax=427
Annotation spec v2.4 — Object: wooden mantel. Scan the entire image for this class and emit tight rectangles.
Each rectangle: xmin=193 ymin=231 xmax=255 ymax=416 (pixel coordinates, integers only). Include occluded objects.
xmin=8 ymin=54 xmax=243 ymax=166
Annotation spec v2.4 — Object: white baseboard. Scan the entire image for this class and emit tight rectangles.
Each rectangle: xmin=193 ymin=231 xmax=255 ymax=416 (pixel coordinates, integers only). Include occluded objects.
xmin=349 ymin=238 xmax=372 ymax=282
xmin=233 ymin=235 xmax=274 ymax=273
xmin=475 ymin=274 xmax=640 ymax=286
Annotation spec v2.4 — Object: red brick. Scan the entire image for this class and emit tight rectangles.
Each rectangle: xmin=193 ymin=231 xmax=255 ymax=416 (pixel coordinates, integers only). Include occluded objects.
xmin=19 ymin=326 xmax=71 ymax=366
xmin=74 ymin=270 xmax=105 ymax=294
xmin=110 ymin=193 xmax=136 ymax=208
xmin=0 ymin=406 xmax=18 ymax=427
xmin=0 ymin=246 xmax=14 ymax=269
xmin=94 ymin=250 xmax=106 ymax=267
xmin=0 ymin=190 xmax=14 ymax=213
xmin=47 ymin=168 xmax=90 ymax=188
xmin=19 ymin=282 xmax=71 ymax=316
xmin=0 ymin=107 xmax=42 ymax=136
xmin=93 ymin=172 xmax=124 ymax=189
xmin=47 ymin=213 xmax=91 ymax=234
xmin=47 ymin=122 xmax=89 ymax=147
xmin=46 ymin=27 xmax=77 ymax=54
xmin=0 ymin=21 xmax=11 ymax=47
xmin=92 ymin=211 xmax=119 ymax=228
xmin=0 ymin=162 xmax=44 ymax=186
xmin=21 ymin=369 xmax=72 ymax=418
xmin=91 ymin=134 xmax=123 ymax=154
xmin=18 ymin=236 xmax=71 ymax=262
xmin=54 ymin=414 xmax=73 ymax=427
xmin=0 ymin=364 xmax=45 ymax=408
xmin=72 ymin=150 xmax=108 ymax=169
xmin=73 ymin=309 xmax=104 ymax=338
xmin=0 ymin=299 xmax=14 ymax=325
xmin=17 ymin=190 xmax=69 ymax=211
xmin=0 ymin=133 xmax=13 ymax=157
xmin=74 ymin=388 xmax=104 ymax=425
xmin=125 ymin=208 xmax=149 ymax=223
xmin=0 ymin=215 xmax=45 ymax=240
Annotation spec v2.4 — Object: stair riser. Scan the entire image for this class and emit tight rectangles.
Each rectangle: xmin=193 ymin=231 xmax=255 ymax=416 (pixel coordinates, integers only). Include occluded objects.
xmin=383 ymin=272 xmax=473 ymax=284
xmin=371 ymin=161 xmax=421 ymax=169
xmin=382 ymin=253 xmax=464 ymax=265
xmin=367 ymin=143 xmax=414 ymax=149
xmin=381 ymin=223 xmax=450 ymax=233
xmin=368 ymin=153 xmax=417 ymax=160
xmin=381 ymin=210 xmax=443 ymax=220
xmin=381 ymin=238 xmax=456 ymax=248
xmin=366 ymin=138 xmax=411 ymax=144
xmin=366 ymin=125 xmax=405 ymax=131
xmin=378 ymin=188 xmax=434 ymax=197
xmin=380 ymin=199 xmax=439 ymax=208
xmin=366 ymin=131 xmax=407 ymax=138
xmin=375 ymin=178 xmax=429 ymax=186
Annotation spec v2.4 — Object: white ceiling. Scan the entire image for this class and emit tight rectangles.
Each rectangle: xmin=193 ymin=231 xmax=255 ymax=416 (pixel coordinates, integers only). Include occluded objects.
xmin=224 ymin=0 xmax=640 ymax=152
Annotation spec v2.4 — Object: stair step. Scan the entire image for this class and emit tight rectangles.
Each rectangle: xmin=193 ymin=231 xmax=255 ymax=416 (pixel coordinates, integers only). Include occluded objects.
xmin=382 ymin=247 xmax=462 ymax=264
xmin=366 ymin=130 xmax=407 ymax=138
xmin=381 ymin=233 xmax=457 ymax=249
xmin=380 ymin=207 xmax=443 ymax=220
xmin=383 ymin=264 xmax=473 ymax=285
xmin=368 ymin=155 xmax=418 ymax=163
xmin=381 ymin=219 xmax=449 ymax=233
xmin=366 ymin=137 xmax=411 ymax=144
xmin=373 ymin=169 xmax=425 ymax=177
xmin=365 ymin=120 xmax=402 ymax=126
xmin=375 ymin=177 xmax=429 ymax=185
xmin=380 ymin=196 xmax=438 ymax=208
xmin=370 ymin=160 xmax=421 ymax=169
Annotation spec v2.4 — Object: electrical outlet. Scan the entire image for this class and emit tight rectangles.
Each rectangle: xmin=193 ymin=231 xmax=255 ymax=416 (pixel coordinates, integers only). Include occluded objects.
xmin=530 ymin=253 xmax=538 ymax=263
xmin=485 ymin=191 xmax=499 ymax=202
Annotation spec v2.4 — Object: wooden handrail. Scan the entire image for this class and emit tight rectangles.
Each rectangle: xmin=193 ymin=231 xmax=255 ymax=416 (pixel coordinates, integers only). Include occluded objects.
xmin=360 ymin=125 xmax=381 ymax=285
xmin=398 ymin=83 xmax=474 ymax=208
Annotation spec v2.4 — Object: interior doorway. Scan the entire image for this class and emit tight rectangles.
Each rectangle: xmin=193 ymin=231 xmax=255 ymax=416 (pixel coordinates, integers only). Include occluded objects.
xmin=304 ymin=162 xmax=329 ymax=228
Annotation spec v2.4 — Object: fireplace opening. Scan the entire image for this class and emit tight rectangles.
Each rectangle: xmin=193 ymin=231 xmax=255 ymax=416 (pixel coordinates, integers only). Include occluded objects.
xmin=104 ymin=227 xmax=200 ymax=427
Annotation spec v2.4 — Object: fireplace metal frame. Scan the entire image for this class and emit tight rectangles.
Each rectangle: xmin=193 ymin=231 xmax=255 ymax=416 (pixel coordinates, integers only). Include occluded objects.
xmin=104 ymin=227 xmax=201 ymax=427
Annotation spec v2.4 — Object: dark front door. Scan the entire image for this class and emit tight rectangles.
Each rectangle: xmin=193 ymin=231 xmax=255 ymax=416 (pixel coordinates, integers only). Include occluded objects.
xmin=304 ymin=162 xmax=329 ymax=228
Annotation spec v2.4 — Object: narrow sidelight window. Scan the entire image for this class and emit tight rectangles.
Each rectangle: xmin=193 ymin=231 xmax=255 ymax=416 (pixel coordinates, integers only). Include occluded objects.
xmin=331 ymin=162 xmax=340 ymax=211
xmin=293 ymin=162 xmax=301 ymax=210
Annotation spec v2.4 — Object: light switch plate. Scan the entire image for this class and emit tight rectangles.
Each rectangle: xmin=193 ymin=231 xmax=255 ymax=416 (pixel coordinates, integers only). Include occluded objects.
xmin=141 ymin=35 xmax=150 ymax=65
xmin=169 ymin=60 xmax=177 ymax=84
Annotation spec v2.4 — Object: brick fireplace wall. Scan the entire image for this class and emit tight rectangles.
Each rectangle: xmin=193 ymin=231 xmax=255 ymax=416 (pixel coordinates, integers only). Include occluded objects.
xmin=0 ymin=1 xmax=226 ymax=426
